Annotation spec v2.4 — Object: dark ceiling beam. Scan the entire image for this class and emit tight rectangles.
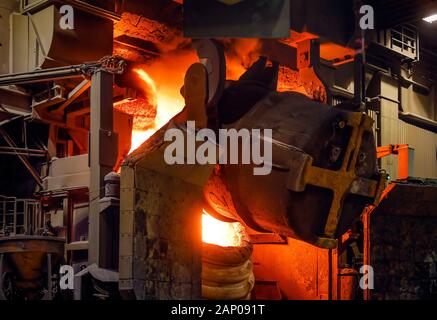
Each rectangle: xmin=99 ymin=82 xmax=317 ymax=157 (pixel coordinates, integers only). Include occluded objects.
xmin=118 ymin=0 xmax=182 ymax=28
xmin=370 ymin=0 xmax=437 ymax=28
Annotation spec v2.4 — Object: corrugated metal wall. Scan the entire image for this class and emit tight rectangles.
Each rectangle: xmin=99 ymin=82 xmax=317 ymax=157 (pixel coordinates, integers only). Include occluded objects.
xmin=379 ymin=76 xmax=437 ymax=180
xmin=398 ymin=121 xmax=437 ymax=179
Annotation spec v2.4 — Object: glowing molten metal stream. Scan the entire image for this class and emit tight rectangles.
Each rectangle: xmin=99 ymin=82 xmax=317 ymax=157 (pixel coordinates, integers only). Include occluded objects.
xmin=128 ymin=68 xmax=187 ymax=154
xmin=128 ymin=51 xmax=255 ymax=247
xmin=127 ymin=44 xmax=269 ymax=154
xmin=202 ymin=210 xmax=246 ymax=247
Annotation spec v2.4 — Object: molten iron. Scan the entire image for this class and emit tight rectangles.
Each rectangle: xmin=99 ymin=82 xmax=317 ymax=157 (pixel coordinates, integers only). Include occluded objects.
xmin=202 ymin=210 xmax=246 ymax=247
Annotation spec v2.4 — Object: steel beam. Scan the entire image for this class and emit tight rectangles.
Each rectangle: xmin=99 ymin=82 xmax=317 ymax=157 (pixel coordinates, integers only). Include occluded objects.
xmin=88 ymin=70 xmax=118 ymax=267
xmin=59 ymin=0 xmax=121 ymax=22
xmin=0 ymin=146 xmax=47 ymax=154
xmin=0 ymin=152 xmax=46 ymax=157
xmin=0 ymin=65 xmax=89 ymax=86
xmin=0 ymin=87 xmax=32 ymax=116
xmin=53 ymin=79 xmax=91 ymax=115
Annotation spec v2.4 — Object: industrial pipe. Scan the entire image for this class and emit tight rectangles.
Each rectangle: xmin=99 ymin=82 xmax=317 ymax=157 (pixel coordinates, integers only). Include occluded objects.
xmin=0 ymin=65 xmax=86 ymax=86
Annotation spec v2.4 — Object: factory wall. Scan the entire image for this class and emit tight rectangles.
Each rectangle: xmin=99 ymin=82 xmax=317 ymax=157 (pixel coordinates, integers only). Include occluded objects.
xmin=370 ymin=209 xmax=437 ymax=299
xmin=0 ymin=1 xmax=17 ymax=74
xmin=119 ymin=161 xmax=204 ymax=300
xmin=380 ymin=75 xmax=437 ymax=180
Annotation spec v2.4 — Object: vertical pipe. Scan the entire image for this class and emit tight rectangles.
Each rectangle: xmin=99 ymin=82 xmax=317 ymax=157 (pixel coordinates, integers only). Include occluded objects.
xmin=47 ymin=253 xmax=52 ymax=300
xmin=328 ymin=248 xmax=333 ymax=300
xmin=354 ymin=54 xmax=365 ymax=111
xmin=62 ymin=197 xmax=69 ymax=239
xmin=37 ymin=203 xmax=41 ymax=232
xmin=41 ymin=203 xmax=45 ymax=233
xmin=24 ymin=201 xmax=28 ymax=234
xmin=47 ymin=125 xmax=58 ymax=159
xmin=362 ymin=207 xmax=371 ymax=300
xmin=0 ymin=254 xmax=6 ymax=300
xmin=2 ymin=200 xmax=5 ymax=232
xmin=13 ymin=200 xmax=17 ymax=235
xmin=32 ymin=208 xmax=36 ymax=235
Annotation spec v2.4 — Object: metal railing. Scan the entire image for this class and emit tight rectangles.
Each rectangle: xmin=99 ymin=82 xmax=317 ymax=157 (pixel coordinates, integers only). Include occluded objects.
xmin=0 ymin=195 xmax=43 ymax=237
xmin=377 ymin=24 xmax=419 ymax=60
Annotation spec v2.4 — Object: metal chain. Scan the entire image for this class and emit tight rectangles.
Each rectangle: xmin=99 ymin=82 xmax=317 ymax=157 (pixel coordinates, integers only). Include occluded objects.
xmin=79 ymin=55 xmax=127 ymax=77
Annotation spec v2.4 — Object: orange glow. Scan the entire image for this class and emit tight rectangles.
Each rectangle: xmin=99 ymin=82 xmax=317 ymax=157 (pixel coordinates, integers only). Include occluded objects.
xmin=128 ymin=69 xmax=159 ymax=153
xmin=126 ymin=43 xmax=265 ymax=154
xmin=224 ymin=39 xmax=262 ymax=80
xmin=127 ymin=40 xmax=302 ymax=155
xmin=134 ymin=69 xmax=157 ymax=94
xmin=129 ymin=129 xmax=155 ymax=153
xmin=128 ymin=52 xmax=197 ymax=154
xmin=202 ymin=210 xmax=246 ymax=247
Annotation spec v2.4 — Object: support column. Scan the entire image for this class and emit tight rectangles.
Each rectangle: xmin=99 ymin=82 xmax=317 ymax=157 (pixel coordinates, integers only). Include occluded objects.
xmin=47 ymin=125 xmax=58 ymax=158
xmin=88 ymin=70 xmax=118 ymax=267
xmin=0 ymin=254 xmax=6 ymax=300
xmin=46 ymin=253 xmax=52 ymax=300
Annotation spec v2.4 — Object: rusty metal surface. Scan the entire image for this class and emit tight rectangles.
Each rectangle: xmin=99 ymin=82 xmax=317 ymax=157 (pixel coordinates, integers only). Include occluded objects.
xmin=0 ymin=235 xmax=65 ymax=254
xmin=252 ymin=238 xmax=331 ymax=300
xmin=0 ymin=236 xmax=64 ymax=281
xmin=119 ymin=165 xmax=204 ymax=300
xmin=296 ymin=38 xmax=330 ymax=103
xmin=366 ymin=181 xmax=437 ymax=300
xmin=0 ymin=236 xmax=64 ymax=300
xmin=118 ymin=61 xmax=229 ymax=299
xmin=372 ymin=182 xmax=437 ymax=217
xmin=337 ymin=268 xmax=358 ymax=300
xmin=202 ymin=242 xmax=254 ymax=300
xmin=299 ymin=112 xmax=383 ymax=247
xmin=362 ymin=181 xmax=437 ymax=300
xmin=207 ymin=89 xmax=382 ymax=249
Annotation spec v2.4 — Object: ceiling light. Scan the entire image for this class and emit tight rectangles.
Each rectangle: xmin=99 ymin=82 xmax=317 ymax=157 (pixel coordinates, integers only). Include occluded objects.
xmin=423 ymin=14 xmax=437 ymax=23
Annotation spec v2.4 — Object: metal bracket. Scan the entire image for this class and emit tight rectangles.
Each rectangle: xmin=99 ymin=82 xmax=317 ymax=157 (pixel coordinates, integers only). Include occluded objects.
xmin=183 ymin=62 xmax=209 ymax=128
xmin=191 ymin=39 xmax=226 ymax=131
xmin=296 ymin=38 xmax=332 ymax=104
xmin=287 ymin=112 xmax=385 ymax=249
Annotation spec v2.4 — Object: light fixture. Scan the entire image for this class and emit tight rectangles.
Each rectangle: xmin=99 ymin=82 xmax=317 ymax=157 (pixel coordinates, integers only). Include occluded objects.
xmin=423 ymin=14 xmax=437 ymax=23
